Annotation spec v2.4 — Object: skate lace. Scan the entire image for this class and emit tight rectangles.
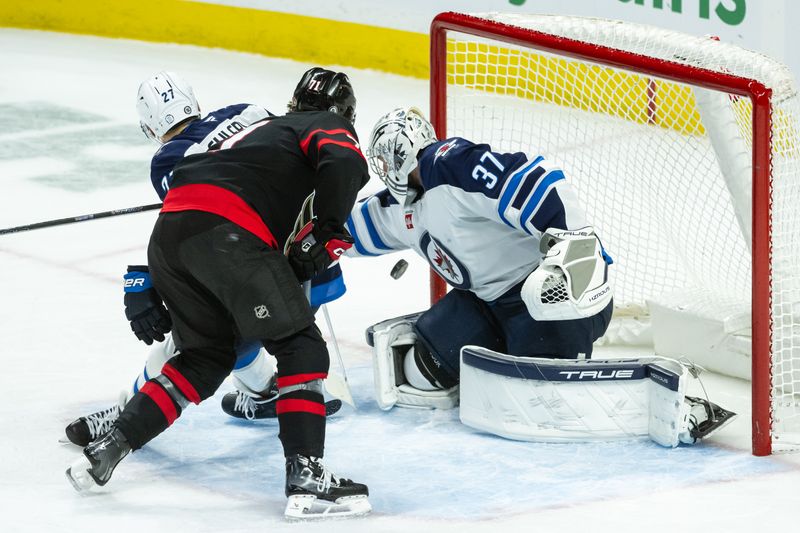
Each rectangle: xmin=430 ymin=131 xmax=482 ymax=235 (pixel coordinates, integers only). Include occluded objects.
xmin=311 ymin=458 xmax=333 ymax=494
xmin=85 ymin=405 xmax=120 ymax=439
xmin=233 ymin=392 xmax=257 ymax=420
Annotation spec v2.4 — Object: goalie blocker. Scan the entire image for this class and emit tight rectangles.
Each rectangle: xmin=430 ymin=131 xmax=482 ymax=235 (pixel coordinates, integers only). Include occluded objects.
xmin=459 ymin=346 xmax=736 ymax=447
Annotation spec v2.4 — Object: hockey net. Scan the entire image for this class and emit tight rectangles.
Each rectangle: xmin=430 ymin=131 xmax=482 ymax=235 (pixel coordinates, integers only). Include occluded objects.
xmin=430 ymin=12 xmax=800 ymax=455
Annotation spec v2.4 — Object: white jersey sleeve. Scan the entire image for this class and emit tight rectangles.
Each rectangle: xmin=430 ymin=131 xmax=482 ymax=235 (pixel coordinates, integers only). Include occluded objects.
xmin=345 ymin=190 xmax=412 ymax=257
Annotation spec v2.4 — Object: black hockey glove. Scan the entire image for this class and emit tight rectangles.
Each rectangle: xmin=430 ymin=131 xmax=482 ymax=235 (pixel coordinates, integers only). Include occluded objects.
xmin=286 ymin=221 xmax=353 ymax=282
xmin=123 ymin=265 xmax=172 ymax=345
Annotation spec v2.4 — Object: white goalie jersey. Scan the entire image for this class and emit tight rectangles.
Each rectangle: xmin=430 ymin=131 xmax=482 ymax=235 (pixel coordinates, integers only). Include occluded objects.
xmin=346 ymin=137 xmax=592 ymax=301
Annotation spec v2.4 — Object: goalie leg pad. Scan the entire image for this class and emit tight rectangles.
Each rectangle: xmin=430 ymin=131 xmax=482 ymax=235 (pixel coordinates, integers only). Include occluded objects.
xmin=647 ymin=361 xmax=690 ymax=447
xmin=459 ymin=346 xmax=735 ymax=446
xmin=459 ymin=346 xmax=653 ymax=441
xmin=367 ymin=314 xmax=458 ymax=410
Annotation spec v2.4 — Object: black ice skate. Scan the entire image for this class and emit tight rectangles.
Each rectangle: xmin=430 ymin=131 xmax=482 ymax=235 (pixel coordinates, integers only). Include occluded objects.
xmin=684 ymin=396 xmax=738 ymax=443
xmin=65 ymin=427 xmax=131 ymax=492
xmin=284 ymin=454 xmax=371 ymax=520
xmin=64 ymin=404 xmax=121 ymax=447
xmin=221 ymin=380 xmax=342 ymax=420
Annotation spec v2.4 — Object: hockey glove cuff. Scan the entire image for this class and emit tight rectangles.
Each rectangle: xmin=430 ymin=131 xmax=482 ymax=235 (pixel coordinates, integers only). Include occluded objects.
xmin=123 ymin=265 xmax=172 ymax=345
xmin=287 ymin=221 xmax=353 ymax=282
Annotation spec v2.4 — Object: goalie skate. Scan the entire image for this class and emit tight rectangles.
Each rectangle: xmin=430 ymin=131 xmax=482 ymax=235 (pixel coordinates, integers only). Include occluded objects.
xmin=682 ymin=396 xmax=738 ymax=444
xmin=284 ymin=455 xmax=371 ymax=520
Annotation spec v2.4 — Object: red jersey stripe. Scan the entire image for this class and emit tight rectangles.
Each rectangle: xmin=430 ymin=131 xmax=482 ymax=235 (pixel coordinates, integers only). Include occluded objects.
xmin=161 ymin=183 xmax=278 ymax=249
xmin=315 ymin=138 xmax=366 ymax=160
xmin=276 ymin=398 xmax=327 ymax=417
xmin=141 ymin=381 xmax=178 ymax=425
xmin=299 ymin=128 xmax=355 ymax=155
xmin=276 ymin=372 xmax=328 ymax=389
xmin=161 ymin=364 xmax=202 ymax=405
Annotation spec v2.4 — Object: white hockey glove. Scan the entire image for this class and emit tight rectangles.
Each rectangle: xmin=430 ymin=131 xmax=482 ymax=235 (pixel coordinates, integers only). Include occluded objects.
xmin=522 ymin=227 xmax=612 ymax=321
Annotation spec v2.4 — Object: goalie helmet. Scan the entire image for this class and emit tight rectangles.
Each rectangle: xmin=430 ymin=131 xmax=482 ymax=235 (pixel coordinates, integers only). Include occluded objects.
xmin=366 ymin=107 xmax=437 ymax=206
xmin=288 ymin=67 xmax=356 ymax=124
xmin=136 ymin=71 xmax=200 ymax=143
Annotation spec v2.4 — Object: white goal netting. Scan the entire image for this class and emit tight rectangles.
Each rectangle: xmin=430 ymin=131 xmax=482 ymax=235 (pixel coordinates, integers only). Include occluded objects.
xmin=435 ymin=13 xmax=800 ymax=453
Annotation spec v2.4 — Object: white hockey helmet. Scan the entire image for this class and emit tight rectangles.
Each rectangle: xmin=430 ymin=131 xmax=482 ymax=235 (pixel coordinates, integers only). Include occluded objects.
xmin=136 ymin=71 xmax=200 ymax=143
xmin=366 ymin=107 xmax=437 ymax=205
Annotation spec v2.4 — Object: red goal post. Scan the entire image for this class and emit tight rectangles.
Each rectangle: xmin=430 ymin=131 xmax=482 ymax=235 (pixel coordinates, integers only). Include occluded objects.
xmin=429 ymin=11 xmax=800 ymax=455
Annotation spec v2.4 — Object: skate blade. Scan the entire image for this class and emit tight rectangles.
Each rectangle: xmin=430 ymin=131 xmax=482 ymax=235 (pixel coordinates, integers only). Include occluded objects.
xmin=284 ymin=494 xmax=371 ymax=521
xmin=65 ymin=456 xmax=97 ymax=493
xmin=703 ymin=409 xmax=738 ymax=440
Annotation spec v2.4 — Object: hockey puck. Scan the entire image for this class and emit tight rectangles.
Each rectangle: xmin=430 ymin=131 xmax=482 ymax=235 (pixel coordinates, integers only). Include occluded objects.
xmin=390 ymin=259 xmax=409 ymax=279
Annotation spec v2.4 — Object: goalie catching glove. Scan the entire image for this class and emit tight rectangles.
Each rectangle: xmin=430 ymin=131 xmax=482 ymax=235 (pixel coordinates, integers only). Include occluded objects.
xmin=123 ymin=266 xmax=172 ymax=345
xmin=286 ymin=220 xmax=353 ymax=282
xmin=522 ymin=227 xmax=612 ymax=321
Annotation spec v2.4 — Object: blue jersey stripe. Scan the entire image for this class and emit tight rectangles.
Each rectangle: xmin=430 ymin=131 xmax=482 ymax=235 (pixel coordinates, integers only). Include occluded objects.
xmin=360 ymin=201 xmax=392 ymax=250
xmin=346 ymin=217 xmax=379 ymax=257
xmin=511 ymin=166 xmax=546 ymax=210
xmin=497 ymin=156 xmax=543 ymax=228
xmin=520 ymin=170 xmax=565 ymax=234
xmin=143 ymin=365 xmax=150 ymax=382
xmin=310 ymin=275 xmax=346 ymax=305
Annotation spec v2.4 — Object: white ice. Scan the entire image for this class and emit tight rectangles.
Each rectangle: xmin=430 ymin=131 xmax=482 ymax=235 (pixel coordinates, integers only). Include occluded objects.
xmin=0 ymin=29 xmax=799 ymax=533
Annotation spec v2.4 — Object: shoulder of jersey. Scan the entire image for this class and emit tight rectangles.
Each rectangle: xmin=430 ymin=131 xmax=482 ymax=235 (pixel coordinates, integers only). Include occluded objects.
xmin=153 ymin=138 xmax=192 ymax=162
xmin=425 ymin=137 xmax=476 ymax=163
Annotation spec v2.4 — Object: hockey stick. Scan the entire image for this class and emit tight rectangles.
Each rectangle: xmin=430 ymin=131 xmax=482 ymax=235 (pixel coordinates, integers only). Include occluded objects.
xmin=301 ymin=277 xmax=356 ymax=409
xmin=321 ymin=304 xmax=356 ymax=408
xmin=0 ymin=203 xmax=163 ymax=236
xmin=289 ymin=192 xmax=355 ymax=407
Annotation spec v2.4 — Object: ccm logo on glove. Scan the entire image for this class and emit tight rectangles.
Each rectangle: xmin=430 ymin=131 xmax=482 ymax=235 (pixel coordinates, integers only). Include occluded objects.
xmin=287 ymin=221 xmax=353 ymax=282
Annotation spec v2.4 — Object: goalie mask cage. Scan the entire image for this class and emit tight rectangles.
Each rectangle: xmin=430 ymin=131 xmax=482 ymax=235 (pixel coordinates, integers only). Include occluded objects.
xmin=430 ymin=12 xmax=800 ymax=455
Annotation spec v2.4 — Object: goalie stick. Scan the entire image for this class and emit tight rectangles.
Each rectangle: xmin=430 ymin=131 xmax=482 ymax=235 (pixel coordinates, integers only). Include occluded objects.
xmin=0 ymin=203 xmax=163 ymax=236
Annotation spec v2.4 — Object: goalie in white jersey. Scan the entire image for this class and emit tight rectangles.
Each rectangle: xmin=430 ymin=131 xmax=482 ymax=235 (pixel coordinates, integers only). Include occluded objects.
xmin=350 ymin=107 xmax=735 ymax=447
xmin=351 ymin=107 xmax=613 ymax=380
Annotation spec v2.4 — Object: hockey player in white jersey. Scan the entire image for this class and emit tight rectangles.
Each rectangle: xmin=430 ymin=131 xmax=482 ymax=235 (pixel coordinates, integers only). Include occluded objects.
xmin=353 ymin=107 xmax=735 ymax=446
xmin=64 ymin=70 xmax=345 ymax=447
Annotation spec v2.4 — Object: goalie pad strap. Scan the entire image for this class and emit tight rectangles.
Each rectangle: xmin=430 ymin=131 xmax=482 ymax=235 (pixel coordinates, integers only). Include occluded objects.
xmin=397 ymin=384 xmax=458 ymax=410
xmin=414 ymin=341 xmax=458 ymax=389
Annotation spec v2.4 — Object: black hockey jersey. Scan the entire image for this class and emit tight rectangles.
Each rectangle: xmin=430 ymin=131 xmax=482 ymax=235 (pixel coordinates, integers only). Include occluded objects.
xmin=167 ymin=111 xmax=369 ymax=248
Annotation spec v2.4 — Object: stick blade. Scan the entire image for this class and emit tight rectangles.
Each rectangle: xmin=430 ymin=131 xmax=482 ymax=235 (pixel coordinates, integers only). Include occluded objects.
xmin=325 ymin=373 xmax=356 ymax=409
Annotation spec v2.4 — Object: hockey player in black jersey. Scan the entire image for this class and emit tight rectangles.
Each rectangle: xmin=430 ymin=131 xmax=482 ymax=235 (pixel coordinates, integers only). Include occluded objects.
xmin=66 ymin=69 xmax=372 ymax=520
xmin=63 ymin=70 xmax=345 ymax=448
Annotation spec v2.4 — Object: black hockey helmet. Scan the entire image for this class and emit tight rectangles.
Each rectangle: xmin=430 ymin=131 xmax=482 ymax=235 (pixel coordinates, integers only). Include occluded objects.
xmin=289 ymin=67 xmax=356 ymax=124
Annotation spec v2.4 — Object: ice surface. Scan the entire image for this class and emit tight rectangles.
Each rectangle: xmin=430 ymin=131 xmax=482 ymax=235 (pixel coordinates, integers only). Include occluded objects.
xmin=0 ymin=29 xmax=798 ymax=533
